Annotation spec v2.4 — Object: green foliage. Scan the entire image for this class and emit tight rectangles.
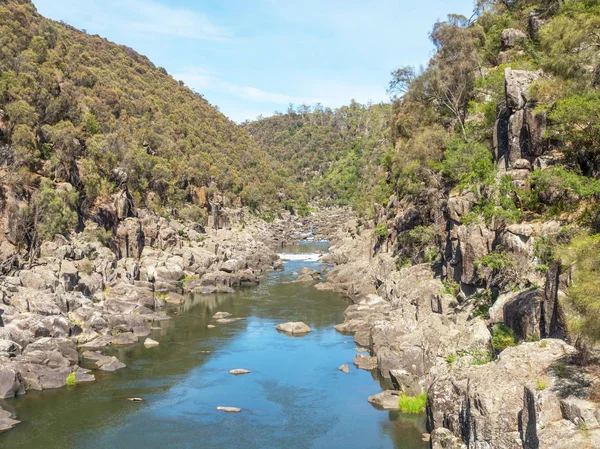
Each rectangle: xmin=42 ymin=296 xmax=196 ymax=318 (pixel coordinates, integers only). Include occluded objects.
xmin=29 ymin=179 xmax=79 ymax=241
xmin=492 ymin=324 xmax=517 ymax=352
xmin=398 ymin=392 xmax=427 ymax=414
xmin=547 ymin=94 xmax=600 ymax=158
xmin=244 ymin=102 xmax=393 ymax=210
xmin=475 ymin=252 xmax=513 ymax=271
xmin=441 ymin=279 xmax=460 ymax=297
xmin=445 ymin=353 xmax=457 ymax=364
xmin=374 ymin=223 xmax=388 ymax=239
xmin=0 ymin=0 xmax=294 ymax=231
xmin=441 ymin=140 xmax=495 ymax=189
xmin=66 ymin=372 xmax=76 ymax=387
xmin=557 ymin=233 xmax=600 ymax=343
xmin=529 ymin=167 xmax=600 ymax=215
xmin=536 ymin=378 xmax=548 ymax=391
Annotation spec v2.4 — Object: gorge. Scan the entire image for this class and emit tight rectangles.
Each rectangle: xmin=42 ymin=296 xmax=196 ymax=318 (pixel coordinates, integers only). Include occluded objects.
xmin=1 ymin=0 xmax=600 ymax=448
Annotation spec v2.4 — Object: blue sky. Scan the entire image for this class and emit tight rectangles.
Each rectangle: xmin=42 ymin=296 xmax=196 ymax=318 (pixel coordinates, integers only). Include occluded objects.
xmin=32 ymin=0 xmax=475 ymax=122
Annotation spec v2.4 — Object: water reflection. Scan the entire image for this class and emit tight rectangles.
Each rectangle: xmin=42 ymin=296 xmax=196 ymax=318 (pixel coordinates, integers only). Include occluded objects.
xmin=0 ymin=245 xmax=426 ymax=449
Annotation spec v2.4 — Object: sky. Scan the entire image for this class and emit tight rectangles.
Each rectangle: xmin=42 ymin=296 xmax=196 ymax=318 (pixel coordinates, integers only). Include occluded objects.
xmin=32 ymin=0 xmax=475 ymax=123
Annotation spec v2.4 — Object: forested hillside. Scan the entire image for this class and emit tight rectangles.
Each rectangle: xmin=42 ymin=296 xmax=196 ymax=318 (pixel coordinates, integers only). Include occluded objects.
xmin=0 ymin=0 xmax=296 ymax=252
xmin=243 ymin=102 xmax=393 ymax=210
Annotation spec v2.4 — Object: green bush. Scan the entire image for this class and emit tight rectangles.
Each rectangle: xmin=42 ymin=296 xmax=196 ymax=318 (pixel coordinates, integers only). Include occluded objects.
xmin=398 ymin=392 xmax=427 ymax=414
xmin=441 ymin=140 xmax=495 ymax=189
xmin=492 ymin=324 xmax=517 ymax=352
xmin=66 ymin=372 xmax=76 ymax=387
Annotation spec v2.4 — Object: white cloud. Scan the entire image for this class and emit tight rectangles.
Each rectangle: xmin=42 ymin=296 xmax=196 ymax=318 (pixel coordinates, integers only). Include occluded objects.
xmin=174 ymin=67 xmax=323 ymax=106
xmin=124 ymin=0 xmax=231 ymax=41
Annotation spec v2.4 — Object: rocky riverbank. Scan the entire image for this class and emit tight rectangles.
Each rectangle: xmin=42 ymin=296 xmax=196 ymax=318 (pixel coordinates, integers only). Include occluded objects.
xmin=0 ymin=209 xmax=282 ymax=431
xmin=294 ymin=210 xmax=600 ymax=448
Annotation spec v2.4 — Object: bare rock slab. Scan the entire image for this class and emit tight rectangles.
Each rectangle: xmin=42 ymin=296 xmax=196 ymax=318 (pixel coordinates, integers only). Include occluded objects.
xmin=229 ymin=369 xmax=251 ymax=375
xmin=339 ymin=364 xmax=350 ymax=374
xmin=275 ymin=322 xmax=311 ymax=335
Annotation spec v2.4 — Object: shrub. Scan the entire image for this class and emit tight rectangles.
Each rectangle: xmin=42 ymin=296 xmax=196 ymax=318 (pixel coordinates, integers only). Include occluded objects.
xmin=557 ymin=233 xmax=600 ymax=344
xmin=398 ymin=392 xmax=427 ymax=414
xmin=536 ymin=378 xmax=548 ymax=391
xmin=445 ymin=353 xmax=457 ymax=364
xmin=66 ymin=372 xmax=76 ymax=387
xmin=470 ymin=350 xmax=493 ymax=366
xmin=441 ymin=139 xmax=495 ymax=189
xmin=492 ymin=324 xmax=517 ymax=352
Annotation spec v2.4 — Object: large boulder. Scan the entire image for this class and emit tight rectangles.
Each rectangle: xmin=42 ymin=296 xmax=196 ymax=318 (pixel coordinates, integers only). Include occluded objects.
xmin=0 ymin=365 xmax=26 ymax=398
xmin=275 ymin=322 xmax=311 ymax=335
xmin=505 ymin=68 xmax=542 ymax=111
xmin=501 ymin=28 xmax=527 ymax=49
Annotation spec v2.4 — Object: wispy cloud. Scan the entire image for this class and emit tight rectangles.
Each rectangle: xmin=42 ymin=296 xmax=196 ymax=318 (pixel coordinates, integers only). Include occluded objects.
xmin=175 ymin=67 xmax=323 ymax=106
xmin=124 ymin=0 xmax=231 ymax=41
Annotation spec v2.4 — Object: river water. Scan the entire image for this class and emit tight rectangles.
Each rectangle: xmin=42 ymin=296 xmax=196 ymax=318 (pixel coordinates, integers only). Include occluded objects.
xmin=0 ymin=243 xmax=426 ymax=449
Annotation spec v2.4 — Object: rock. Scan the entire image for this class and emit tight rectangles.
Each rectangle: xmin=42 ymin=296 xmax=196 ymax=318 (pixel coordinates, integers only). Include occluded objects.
xmin=213 ymin=312 xmax=232 ymax=320
xmin=96 ymin=356 xmax=126 ymax=372
xmin=0 ymin=366 xmax=26 ymax=398
xmin=354 ymin=354 xmax=378 ymax=370
xmin=228 ymin=369 xmax=251 ymax=375
xmin=59 ymin=260 xmax=79 ymax=292
xmin=505 ymin=67 xmax=542 ymax=111
xmin=503 ymin=288 xmax=542 ymax=340
xmin=338 ymin=364 xmax=350 ymax=374
xmin=220 ymin=259 xmax=241 ymax=273
xmin=0 ymin=404 xmax=20 ymax=432
xmin=427 ymin=340 xmax=577 ymax=449
xmin=111 ymin=332 xmax=138 ymax=345
xmin=275 ymin=322 xmax=311 ymax=335
xmin=430 ymin=428 xmax=465 ymax=449
xmin=0 ymin=339 xmax=22 ymax=358
xmin=216 ymin=406 xmax=241 ymax=413
xmin=215 ymin=318 xmax=244 ymax=324
xmin=390 ymin=369 xmax=423 ymax=396
xmin=18 ymin=270 xmax=46 ymax=291
xmin=501 ymin=28 xmax=527 ymax=49
xmin=128 ymin=397 xmax=143 ymax=402
xmin=207 ymin=325 xmax=216 ymax=329
xmin=143 ymin=338 xmax=159 ymax=348
xmin=368 ymin=390 xmax=399 ymax=410
xmin=24 ymin=337 xmax=78 ymax=365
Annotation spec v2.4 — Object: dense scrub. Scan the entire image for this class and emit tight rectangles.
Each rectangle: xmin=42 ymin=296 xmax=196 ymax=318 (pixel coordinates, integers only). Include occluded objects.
xmin=0 ymin=0 xmax=296 ymax=250
xmin=243 ymin=102 xmax=393 ymax=211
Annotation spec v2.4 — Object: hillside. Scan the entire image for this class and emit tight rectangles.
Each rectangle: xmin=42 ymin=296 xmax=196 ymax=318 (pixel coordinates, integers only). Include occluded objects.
xmin=0 ymin=0 xmax=295 ymax=253
xmin=243 ymin=102 xmax=393 ymax=211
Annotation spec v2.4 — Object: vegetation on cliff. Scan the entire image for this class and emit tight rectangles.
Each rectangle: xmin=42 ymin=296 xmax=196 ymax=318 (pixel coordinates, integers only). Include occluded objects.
xmin=0 ymin=0 xmax=298 ymax=252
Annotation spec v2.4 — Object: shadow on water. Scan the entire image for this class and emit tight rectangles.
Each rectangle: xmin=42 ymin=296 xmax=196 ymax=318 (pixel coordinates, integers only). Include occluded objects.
xmin=0 ymin=244 xmax=427 ymax=449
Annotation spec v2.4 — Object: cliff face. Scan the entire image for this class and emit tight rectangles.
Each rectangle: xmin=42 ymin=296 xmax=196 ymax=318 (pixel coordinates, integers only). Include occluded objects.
xmin=319 ymin=4 xmax=600 ymax=447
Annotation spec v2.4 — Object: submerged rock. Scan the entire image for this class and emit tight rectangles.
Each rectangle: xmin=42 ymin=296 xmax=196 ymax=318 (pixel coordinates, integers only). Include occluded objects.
xmin=0 ymin=406 xmax=20 ymax=432
xmin=213 ymin=312 xmax=232 ymax=320
xmin=217 ymin=406 xmax=241 ymax=413
xmin=275 ymin=322 xmax=311 ymax=335
xmin=338 ymin=364 xmax=350 ymax=374
xmin=228 ymin=369 xmax=251 ymax=375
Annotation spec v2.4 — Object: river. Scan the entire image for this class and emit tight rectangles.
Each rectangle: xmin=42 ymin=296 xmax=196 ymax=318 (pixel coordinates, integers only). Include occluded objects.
xmin=0 ymin=242 xmax=427 ymax=449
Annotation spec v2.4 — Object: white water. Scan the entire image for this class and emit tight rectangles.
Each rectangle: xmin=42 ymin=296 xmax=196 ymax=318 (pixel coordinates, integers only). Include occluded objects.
xmin=277 ymin=252 xmax=324 ymax=262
